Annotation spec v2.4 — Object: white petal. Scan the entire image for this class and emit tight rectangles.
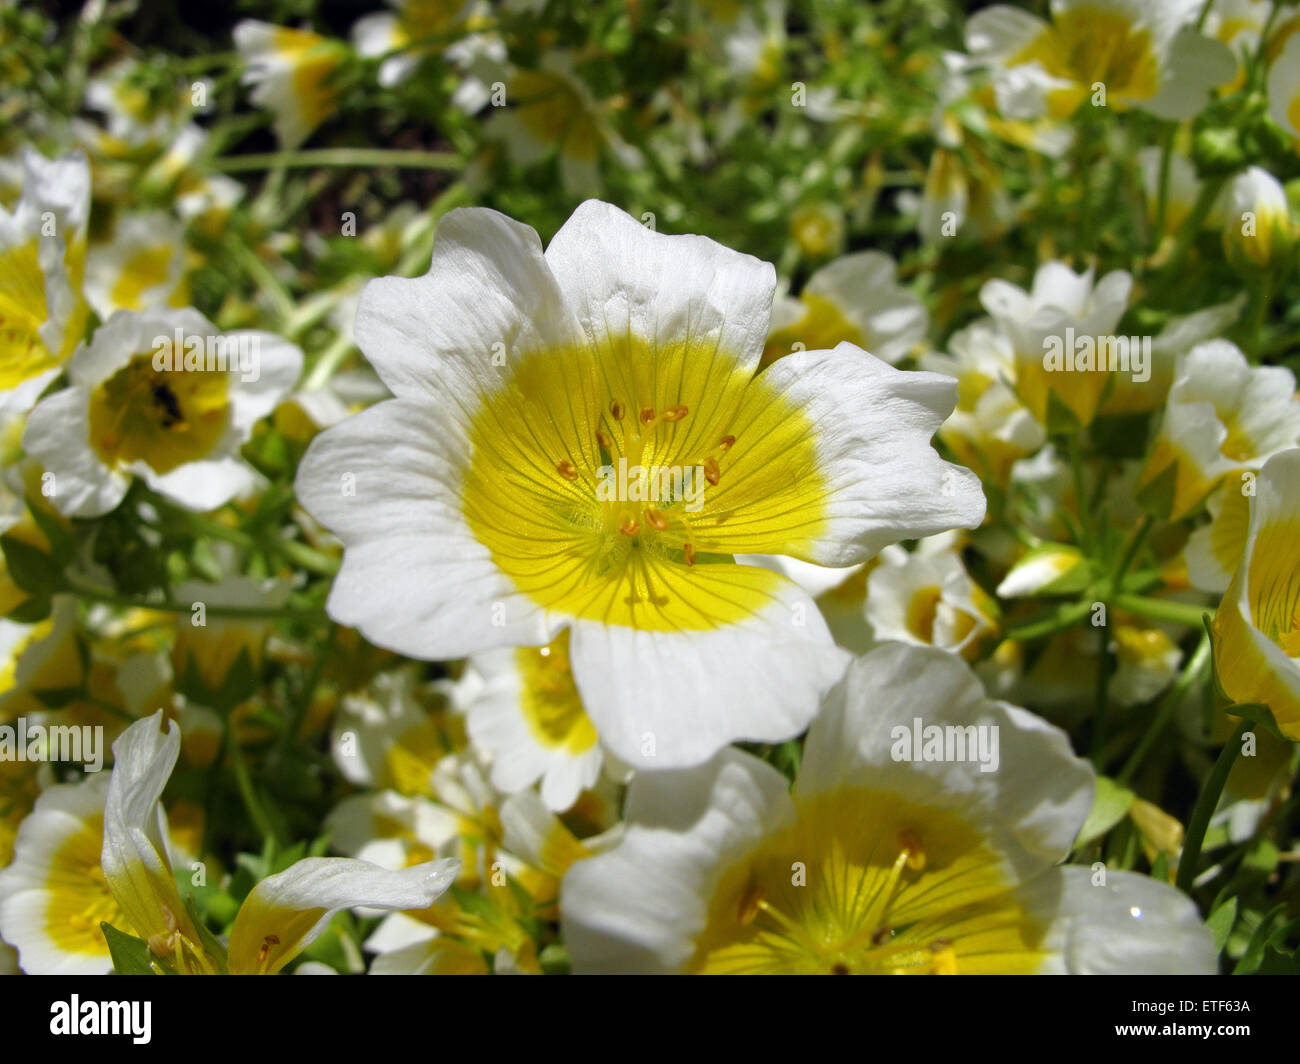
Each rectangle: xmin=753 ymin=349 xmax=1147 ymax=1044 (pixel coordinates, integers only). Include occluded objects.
xmin=544 ymin=199 xmax=775 ymax=378
xmin=799 ymin=642 xmax=1094 ymax=863
xmin=561 ymin=748 xmax=794 ymax=974
xmin=22 ymin=388 xmax=128 ymax=518
xmin=754 ymin=343 xmax=985 ymax=564
xmin=353 ymin=207 xmax=581 ymax=402
xmin=296 ymin=398 xmax=559 ymax=656
xmin=569 ymin=575 xmax=850 ymax=769
xmin=1037 ymin=866 xmax=1217 ymax=974
xmin=227 ymin=856 xmax=459 ymax=974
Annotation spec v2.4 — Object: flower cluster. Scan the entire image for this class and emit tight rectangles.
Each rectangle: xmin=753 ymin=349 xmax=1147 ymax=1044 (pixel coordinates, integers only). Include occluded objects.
xmin=0 ymin=0 xmax=1297 ymax=976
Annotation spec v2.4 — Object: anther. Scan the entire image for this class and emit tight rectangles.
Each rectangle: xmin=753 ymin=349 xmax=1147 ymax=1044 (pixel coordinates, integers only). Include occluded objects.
xmin=718 ymin=434 xmax=735 ymax=451
xmin=661 ymin=405 xmax=688 ymax=422
xmin=619 ymin=518 xmax=640 ymax=537
xmin=684 ymin=543 xmax=696 ymax=566
xmin=737 ymin=884 xmax=764 ymax=925
xmin=703 ymin=456 xmax=720 ymax=486
xmin=257 ymin=934 xmax=280 ymax=965
xmin=898 ymin=828 xmax=927 ymax=872
xmin=644 ymin=508 xmax=668 ymax=531
xmin=556 ymin=459 xmax=579 ymax=481
xmin=609 ymin=399 xmax=625 ymax=420
xmin=639 ymin=407 xmax=655 ymax=425
xmin=595 ymin=429 xmax=612 ymax=449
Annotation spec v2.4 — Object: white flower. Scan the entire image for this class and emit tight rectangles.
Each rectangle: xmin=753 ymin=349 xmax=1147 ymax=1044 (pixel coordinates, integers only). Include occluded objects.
xmin=456 ymin=630 xmax=603 ymax=811
xmin=967 ymin=0 xmax=1235 ymax=121
xmin=864 ymin=537 xmax=999 ymax=659
xmin=84 ymin=211 xmax=189 ymax=319
xmin=764 ymin=251 xmax=928 ymax=366
xmin=1211 ymin=448 xmax=1300 ymax=736
xmin=1138 ymin=340 xmax=1300 ymax=520
xmin=0 ymin=148 xmax=90 ymax=412
xmin=296 ymin=199 xmax=985 ymax=769
xmin=352 ymin=0 xmax=504 ymax=108
xmin=920 ymin=319 xmax=1044 ymax=483
xmin=561 ymin=643 xmax=1216 ymax=974
xmin=980 ymin=260 xmax=1132 ymax=426
xmin=104 ymin=712 xmax=460 ymax=974
xmin=1222 ymin=166 xmax=1293 ymax=273
xmin=23 ymin=307 xmax=302 ymax=517
xmin=234 ymin=21 xmax=348 ymax=148
xmin=0 ymin=773 xmax=121 ymax=974
xmin=486 ymin=54 xmax=640 ymax=194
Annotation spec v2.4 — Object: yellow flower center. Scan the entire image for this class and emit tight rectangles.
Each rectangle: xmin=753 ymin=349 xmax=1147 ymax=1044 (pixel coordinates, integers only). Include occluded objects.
xmin=46 ymin=814 xmax=128 ymax=959
xmin=87 ymin=351 xmax=230 ymax=474
xmin=688 ymin=788 xmax=1046 ymax=974
xmin=462 ymin=335 xmax=829 ymax=632
xmin=0 ymin=237 xmax=86 ymax=390
xmin=1014 ymin=7 xmax=1160 ymax=115
xmin=515 ymin=631 xmax=598 ymax=752
xmin=511 ymin=70 xmax=600 ymax=161
xmin=1249 ymin=518 xmax=1300 ymax=654
xmin=762 ymin=294 xmax=864 ymax=368
xmin=109 ymin=245 xmax=176 ymax=311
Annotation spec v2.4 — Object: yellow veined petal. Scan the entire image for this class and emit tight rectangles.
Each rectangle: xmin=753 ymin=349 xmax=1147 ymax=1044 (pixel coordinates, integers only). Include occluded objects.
xmin=461 ymin=332 xmax=827 ymax=632
xmin=226 ymin=857 xmax=458 ymax=974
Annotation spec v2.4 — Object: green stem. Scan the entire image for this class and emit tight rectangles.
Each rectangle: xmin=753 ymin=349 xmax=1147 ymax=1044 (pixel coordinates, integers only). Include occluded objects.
xmin=211 ymin=149 xmax=463 ymax=173
xmin=1246 ymin=272 xmax=1274 ymax=354
xmin=301 ymin=332 xmax=357 ymax=392
xmin=65 ymin=576 xmax=327 ymax=623
xmin=152 ymin=508 xmax=340 ymax=577
xmin=229 ymin=740 xmax=280 ymax=851
xmin=279 ymin=624 xmax=336 ymax=757
xmin=1091 ymin=614 xmax=1112 ymax=767
xmin=1151 ymin=125 xmax=1176 ymax=252
xmin=1176 ymin=718 xmax=1250 ymax=893
xmin=1118 ymin=634 xmax=1212 ymax=785
xmin=1158 ymin=177 xmax=1226 ymax=282
xmin=1111 ymin=514 xmax=1154 ymax=593
xmin=226 ymin=240 xmax=295 ymax=325
xmin=1004 ymin=598 xmax=1093 ymax=642
xmin=1114 ymin=593 xmax=1212 ymax=629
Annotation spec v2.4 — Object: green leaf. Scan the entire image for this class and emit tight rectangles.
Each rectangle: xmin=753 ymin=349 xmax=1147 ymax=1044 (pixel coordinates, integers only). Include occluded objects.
xmin=1233 ymin=905 xmax=1285 ymax=974
xmin=32 ymin=686 xmax=88 ymax=709
xmin=1226 ymin=702 xmax=1289 ymax=743
xmin=100 ymin=922 xmax=157 ymax=975
xmin=0 ymin=533 xmax=59 ymax=596
xmin=24 ymin=496 xmax=71 ymax=557
xmin=1076 ymin=776 xmax=1136 ymax=848
xmin=538 ymin=943 xmax=571 ymax=975
xmin=1045 ymin=388 xmax=1081 ymax=437
xmin=1207 ymin=895 xmax=1238 ymax=952
xmin=1135 ymin=460 xmax=1178 ymax=520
